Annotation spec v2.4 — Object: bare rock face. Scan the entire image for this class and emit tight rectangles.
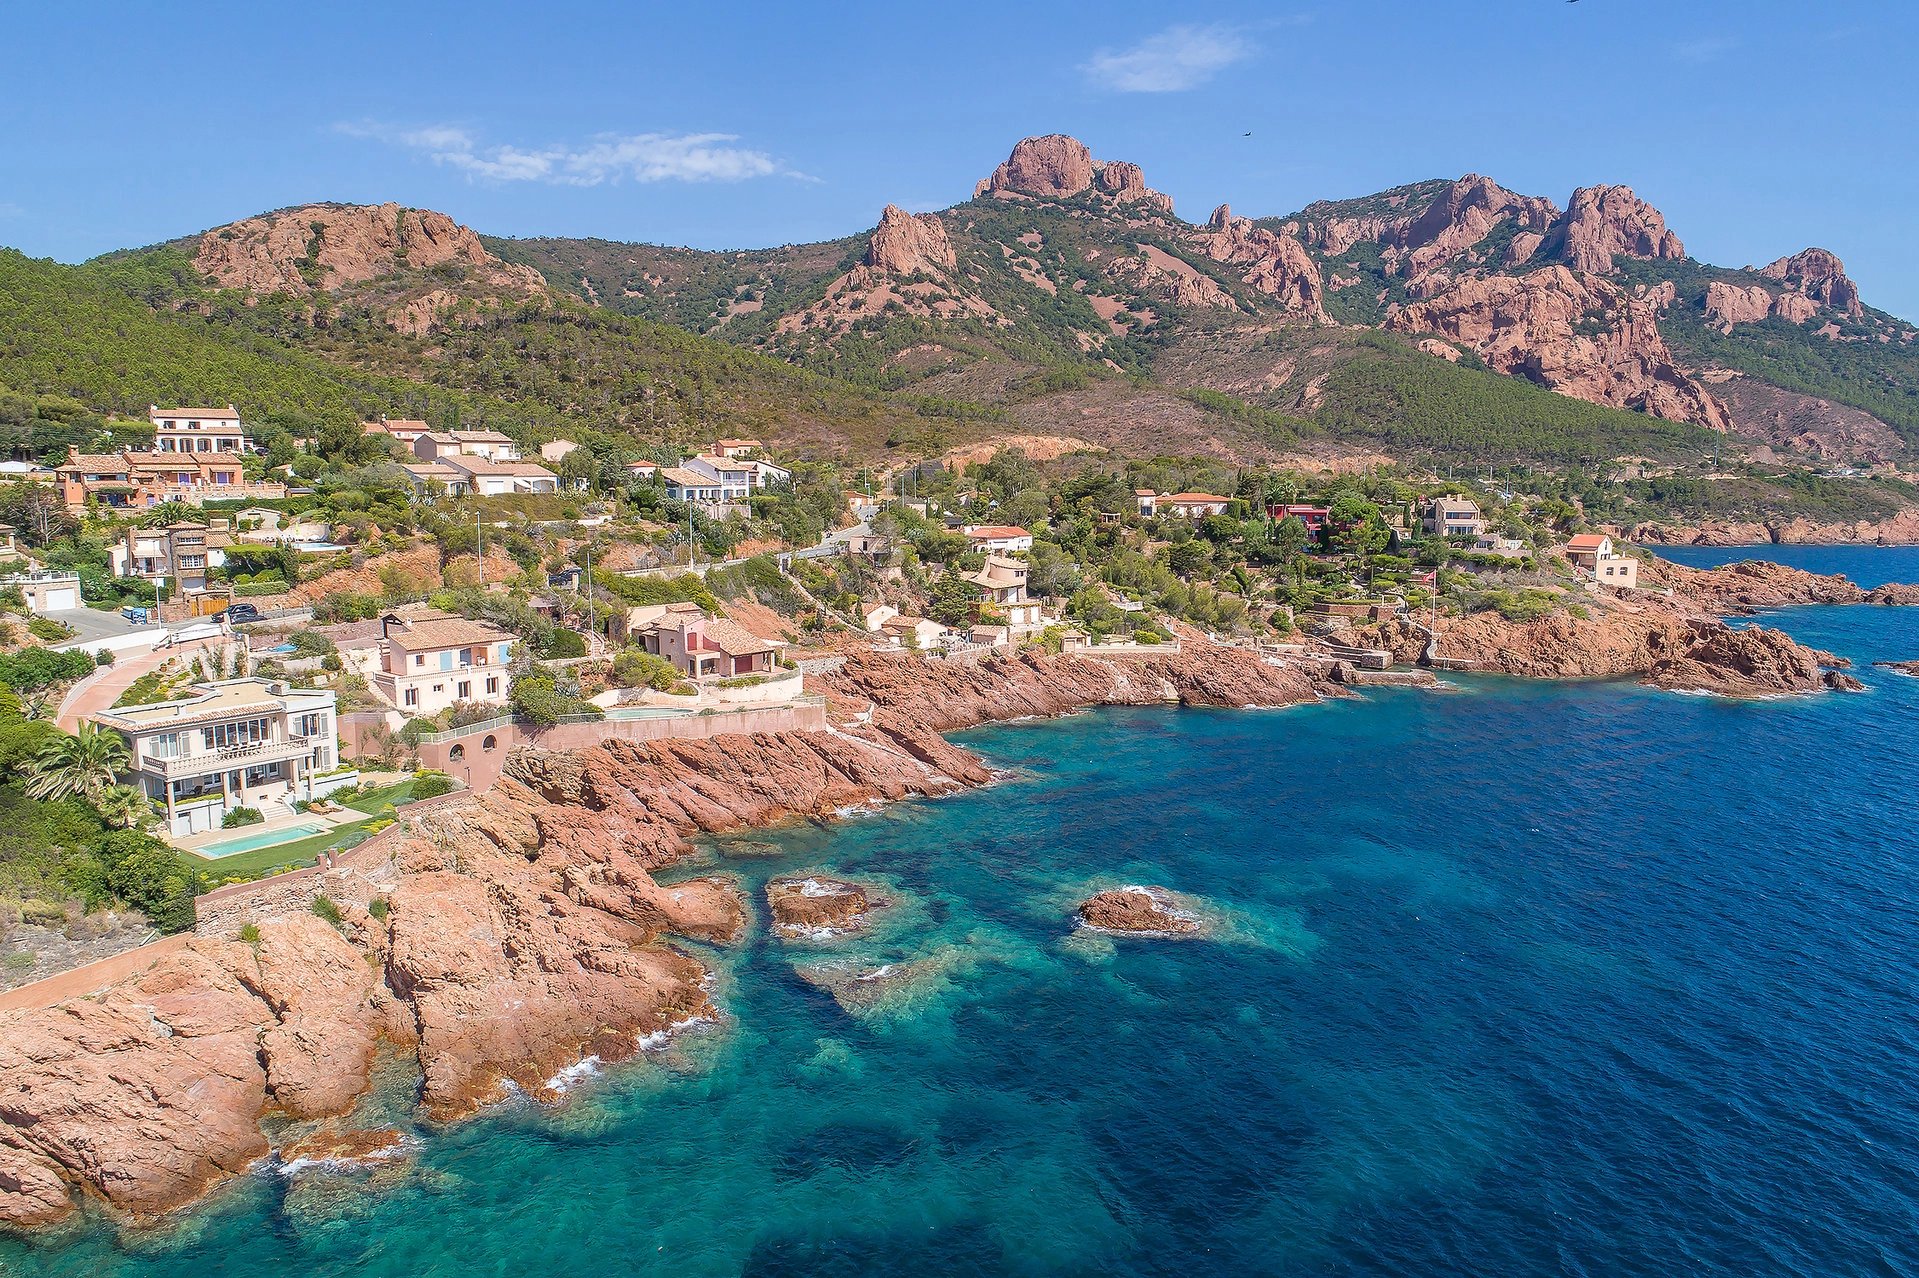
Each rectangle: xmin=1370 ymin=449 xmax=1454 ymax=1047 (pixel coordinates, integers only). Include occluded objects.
xmin=766 ymin=877 xmax=876 ymax=938
xmin=1704 ymin=281 xmax=1777 ymax=330
xmin=1547 ymin=185 xmax=1684 ymax=274
xmin=978 ymin=134 xmax=1096 ymax=199
xmin=1761 ymin=248 xmax=1863 ymax=317
xmin=1387 ymin=265 xmax=1731 ymax=430
xmin=976 ymin=134 xmax=1173 ymax=213
xmin=1197 ymin=205 xmax=1329 ymax=320
xmin=1078 ymin=886 xmax=1202 ymax=936
xmin=866 ymin=204 xmax=956 ymax=276
xmin=194 ymin=203 xmax=545 ymax=298
xmin=1395 ymin=175 xmax=1559 ymax=277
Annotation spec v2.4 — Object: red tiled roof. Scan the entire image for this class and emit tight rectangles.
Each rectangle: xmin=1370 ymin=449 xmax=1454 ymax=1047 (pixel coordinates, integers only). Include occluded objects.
xmin=1567 ymin=534 xmax=1609 ymax=552
xmin=1164 ymin=493 xmax=1231 ymax=504
xmin=964 ymin=525 xmax=1031 ymax=539
xmin=152 ymin=406 xmax=239 ymax=420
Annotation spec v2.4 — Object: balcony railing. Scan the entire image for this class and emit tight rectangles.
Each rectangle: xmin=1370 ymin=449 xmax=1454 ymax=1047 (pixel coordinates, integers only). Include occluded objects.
xmin=143 ymin=734 xmax=315 ymax=778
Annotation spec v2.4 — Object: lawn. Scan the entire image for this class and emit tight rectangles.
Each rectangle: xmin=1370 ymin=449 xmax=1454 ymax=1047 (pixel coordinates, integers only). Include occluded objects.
xmin=342 ymin=780 xmax=416 ymax=814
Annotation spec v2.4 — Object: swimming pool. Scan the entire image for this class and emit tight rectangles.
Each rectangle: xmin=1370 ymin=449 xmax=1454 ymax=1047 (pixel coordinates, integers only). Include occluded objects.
xmin=193 ymin=820 xmax=328 ymax=858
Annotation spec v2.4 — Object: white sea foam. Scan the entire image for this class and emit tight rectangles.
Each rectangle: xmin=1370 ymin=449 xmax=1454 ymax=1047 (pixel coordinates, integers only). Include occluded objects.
xmin=275 ymin=1136 xmax=412 ymax=1177
xmin=637 ymin=1011 xmax=715 ymax=1052
xmin=544 ymin=1054 xmax=604 ymax=1094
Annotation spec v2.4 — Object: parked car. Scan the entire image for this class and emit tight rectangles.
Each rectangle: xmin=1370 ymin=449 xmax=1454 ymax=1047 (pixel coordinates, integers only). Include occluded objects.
xmin=221 ymin=603 xmax=262 ymax=624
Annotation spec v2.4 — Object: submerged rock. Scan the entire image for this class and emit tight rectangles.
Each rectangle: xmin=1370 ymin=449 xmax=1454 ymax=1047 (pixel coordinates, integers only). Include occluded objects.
xmin=766 ymin=877 xmax=879 ymax=939
xmin=1078 ymin=887 xmax=1203 ymax=937
xmin=1872 ymin=659 xmax=1919 ymax=677
xmin=278 ymin=1127 xmax=411 ymax=1174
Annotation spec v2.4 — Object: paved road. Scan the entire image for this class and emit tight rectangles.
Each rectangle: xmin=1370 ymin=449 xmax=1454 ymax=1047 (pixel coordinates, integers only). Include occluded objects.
xmin=42 ymin=606 xmax=151 ymax=649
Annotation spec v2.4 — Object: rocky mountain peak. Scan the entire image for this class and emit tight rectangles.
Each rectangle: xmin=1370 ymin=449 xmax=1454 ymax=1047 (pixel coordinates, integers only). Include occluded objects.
xmin=1550 ymin=185 xmax=1684 ymax=274
xmin=193 ymin=202 xmax=545 ymax=298
xmin=865 ymin=204 xmax=956 ymax=276
xmin=1761 ymin=248 xmax=1863 ymax=316
xmin=1392 ymin=175 xmax=1559 ymax=277
xmin=975 ymin=134 xmax=1173 ymax=213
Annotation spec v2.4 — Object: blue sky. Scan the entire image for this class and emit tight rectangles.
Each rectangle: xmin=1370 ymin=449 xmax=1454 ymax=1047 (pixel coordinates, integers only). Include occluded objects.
xmin=5 ymin=1 xmax=1915 ymax=316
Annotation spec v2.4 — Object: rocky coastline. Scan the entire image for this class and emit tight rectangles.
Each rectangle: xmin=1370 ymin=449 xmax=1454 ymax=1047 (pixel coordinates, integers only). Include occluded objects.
xmin=1 ymin=568 xmax=1910 ymax=1231
xmin=0 ymin=640 xmax=1332 ymax=1230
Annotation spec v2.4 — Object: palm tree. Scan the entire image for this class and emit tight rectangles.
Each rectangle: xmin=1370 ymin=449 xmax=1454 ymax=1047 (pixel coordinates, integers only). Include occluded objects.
xmin=95 ymin=783 xmax=155 ymax=831
xmin=26 ymin=723 xmax=132 ymax=805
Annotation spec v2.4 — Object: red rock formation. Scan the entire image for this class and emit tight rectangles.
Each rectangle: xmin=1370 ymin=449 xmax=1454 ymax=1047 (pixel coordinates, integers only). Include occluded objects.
xmin=976 ymin=135 xmax=1173 ymax=212
xmin=1394 ymin=175 xmax=1559 ymax=277
xmin=1761 ymin=248 xmax=1863 ymax=317
xmin=1198 ymin=205 xmax=1329 ymax=321
xmin=866 ymin=204 xmax=956 ymax=276
xmin=977 ymin=134 xmax=1096 ymax=199
xmin=1548 ymin=185 xmax=1684 ymax=274
xmin=1095 ymin=160 xmax=1174 ymax=212
xmin=1387 ymin=266 xmax=1731 ymax=430
xmin=194 ymin=203 xmax=545 ymax=298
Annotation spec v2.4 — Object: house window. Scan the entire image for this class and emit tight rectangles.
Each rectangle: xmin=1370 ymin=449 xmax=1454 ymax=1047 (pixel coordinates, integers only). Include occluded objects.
xmin=449 ymin=744 xmax=465 ymax=762
xmin=414 ymin=654 xmax=425 ymax=667
xmin=482 ymin=735 xmax=497 ymax=752
xmin=432 ymin=683 xmax=444 ymax=693
xmin=485 ymin=677 xmax=499 ymax=694
xmin=404 ymin=688 xmax=419 ymax=707
xmin=457 ymin=681 xmax=471 ymax=699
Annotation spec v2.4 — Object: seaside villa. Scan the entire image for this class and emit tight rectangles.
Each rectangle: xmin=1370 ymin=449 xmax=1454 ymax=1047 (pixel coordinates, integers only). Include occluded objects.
xmin=1566 ymin=534 xmax=1641 ymax=588
xmin=91 ymin=677 xmax=344 ymax=836
xmin=966 ymin=553 xmax=1046 ymax=633
xmin=626 ymin=603 xmax=786 ymax=678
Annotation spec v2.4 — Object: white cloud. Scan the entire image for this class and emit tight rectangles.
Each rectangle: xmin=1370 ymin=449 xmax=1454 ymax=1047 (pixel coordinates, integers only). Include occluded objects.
xmin=1083 ymin=23 xmax=1255 ymax=92
xmin=334 ymin=121 xmax=797 ymax=185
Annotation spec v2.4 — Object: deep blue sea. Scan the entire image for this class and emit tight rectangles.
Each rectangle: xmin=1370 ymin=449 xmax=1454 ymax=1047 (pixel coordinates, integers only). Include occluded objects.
xmin=7 ymin=549 xmax=1919 ymax=1277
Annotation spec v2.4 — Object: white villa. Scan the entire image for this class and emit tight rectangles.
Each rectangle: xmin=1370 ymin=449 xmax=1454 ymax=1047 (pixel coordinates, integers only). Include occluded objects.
xmin=93 ymin=678 xmax=344 ymax=836
xmin=148 ymin=405 xmax=251 ymax=455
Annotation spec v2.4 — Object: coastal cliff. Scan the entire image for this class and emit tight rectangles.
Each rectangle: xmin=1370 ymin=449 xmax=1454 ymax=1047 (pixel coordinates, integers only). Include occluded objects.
xmin=0 ymin=641 xmax=1324 ymax=1229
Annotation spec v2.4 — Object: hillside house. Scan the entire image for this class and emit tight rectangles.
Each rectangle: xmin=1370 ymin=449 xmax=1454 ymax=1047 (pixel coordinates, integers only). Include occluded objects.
xmin=148 ymin=405 xmax=251 ymax=455
xmin=963 ymin=525 xmax=1034 ymax=553
xmin=412 ymin=429 xmax=520 ymax=463
xmin=1423 ymin=495 xmax=1487 ymax=539
xmin=1269 ymin=504 xmax=1330 ymax=532
xmin=109 ymin=521 xmax=231 ymax=597
xmin=714 ymin=438 xmax=762 ymax=458
xmin=684 ymin=455 xmax=757 ymax=498
xmin=1160 ymin=493 xmax=1233 ymax=518
xmin=362 ymin=417 xmax=432 ymax=446
xmin=373 ymin=611 xmax=517 ymax=716
xmin=1135 ymin=489 xmax=1159 ymax=516
xmin=57 ymin=447 xmax=285 ymax=511
xmin=965 ymin=553 xmax=1045 ymax=632
xmin=630 ymin=605 xmax=785 ymax=678
xmin=880 ymin=614 xmax=947 ymax=649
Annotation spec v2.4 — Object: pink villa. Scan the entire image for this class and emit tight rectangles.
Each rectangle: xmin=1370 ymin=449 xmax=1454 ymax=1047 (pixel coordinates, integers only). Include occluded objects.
xmin=632 ymin=605 xmax=786 ymax=678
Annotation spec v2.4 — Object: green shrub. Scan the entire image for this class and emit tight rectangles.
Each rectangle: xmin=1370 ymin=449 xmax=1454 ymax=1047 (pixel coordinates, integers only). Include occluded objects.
xmin=409 ymin=771 xmax=456 ymax=800
xmin=238 ymin=923 xmax=260 ymax=944
xmin=220 ymin=806 xmax=264 ymax=828
xmin=26 ymin=616 xmax=74 ymax=642
xmin=367 ymin=897 xmax=389 ymax=921
xmin=311 ymin=894 xmax=343 ymax=926
xmin=541 ymin=628 xmax=587 ymax=658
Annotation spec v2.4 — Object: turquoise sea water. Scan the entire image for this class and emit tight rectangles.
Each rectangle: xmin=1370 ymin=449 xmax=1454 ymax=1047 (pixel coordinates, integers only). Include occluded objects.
xmin=7 ymin=553 xmax=1919 ymax=1276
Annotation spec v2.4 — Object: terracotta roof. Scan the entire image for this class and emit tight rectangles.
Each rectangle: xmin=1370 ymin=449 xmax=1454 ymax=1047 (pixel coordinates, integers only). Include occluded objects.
xmin=964 ymin=525 xmax=1031 ymax=539
xmin=384 ymin=616 xmax=517 ymax=652
xmin=716 ymin=438 xmax=761 ymax=448
xmin=62 ymin=453 xmax=127 ymax=472
xmin=662 ymin=466 xmax=719 ymax=487
xmin=1134 ymin=488 xmax=1157 ymax=496
xmin=691 ymin=455 xmax=752 ymax=471
xmin=701 ymin=617 xmax=784 ymax=657
xmin=1163 ymin=493 xmax=1231 ymax=504
xmin=448 ymin=429 xmax=514 ymax=443
xmin=439 ymin=457 xmax=556 ymax=479
xmin=625 ymin=460 xmax=659 ymax=470
xmin=1567 ymin=534 xmax=1609 ymax=552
